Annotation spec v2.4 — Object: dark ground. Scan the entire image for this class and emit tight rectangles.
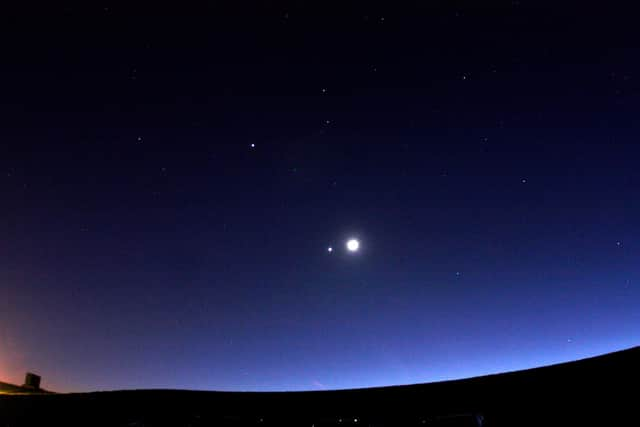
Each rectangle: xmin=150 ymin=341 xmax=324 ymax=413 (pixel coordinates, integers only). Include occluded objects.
xmin=0 ymin=383 xmax=36 ymax=395
xmin=0 ymin=346 xmax=637 ymax=426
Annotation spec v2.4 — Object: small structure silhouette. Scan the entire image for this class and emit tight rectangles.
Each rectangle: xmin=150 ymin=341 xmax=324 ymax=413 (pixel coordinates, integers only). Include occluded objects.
xmin=22 ymin=373 xmax=41 ymax=390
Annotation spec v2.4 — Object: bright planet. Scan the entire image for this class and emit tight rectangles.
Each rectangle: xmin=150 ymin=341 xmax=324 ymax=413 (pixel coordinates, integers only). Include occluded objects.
xmin=346 ymin=238 xmax=360 ymax=252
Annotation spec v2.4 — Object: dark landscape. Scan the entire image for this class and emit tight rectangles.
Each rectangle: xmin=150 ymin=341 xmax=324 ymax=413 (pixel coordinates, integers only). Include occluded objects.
xmin=1 ymin=346 xmax=637 ymax=426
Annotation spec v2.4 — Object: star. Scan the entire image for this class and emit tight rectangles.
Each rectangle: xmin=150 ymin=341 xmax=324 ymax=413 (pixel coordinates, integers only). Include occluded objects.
xmin=327 ymin=246 xmax=333 ymax=253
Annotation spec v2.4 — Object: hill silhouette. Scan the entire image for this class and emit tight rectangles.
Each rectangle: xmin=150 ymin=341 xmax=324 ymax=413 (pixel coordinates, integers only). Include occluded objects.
xmin=0 ymin=381 xmax=32 ymax=395
xmin=0 ymin=381 xmax=52 ymax=396
xmin=0 ymin=346 xmax=637 ymax=426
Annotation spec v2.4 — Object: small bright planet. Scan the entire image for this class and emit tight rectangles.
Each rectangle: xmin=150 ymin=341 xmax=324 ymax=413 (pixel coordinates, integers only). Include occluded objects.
xmin=327 ymin=246 xmax=333 ymax=253
xmin=346 ymin=238 xmax=360 ymax=252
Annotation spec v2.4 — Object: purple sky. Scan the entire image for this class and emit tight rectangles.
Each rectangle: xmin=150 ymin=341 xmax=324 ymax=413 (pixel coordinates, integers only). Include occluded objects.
xmin=1 ymin=2 xmax=639 ymax=392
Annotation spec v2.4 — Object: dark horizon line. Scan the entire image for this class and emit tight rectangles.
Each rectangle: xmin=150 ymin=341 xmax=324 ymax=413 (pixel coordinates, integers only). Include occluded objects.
xmin=6 ymin=344 xmax=635 ymax=395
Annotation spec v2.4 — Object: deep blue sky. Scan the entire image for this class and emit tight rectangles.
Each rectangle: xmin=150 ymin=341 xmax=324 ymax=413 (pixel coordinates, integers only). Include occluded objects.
xmin=1 ymin=2 xmax=638 ymax=392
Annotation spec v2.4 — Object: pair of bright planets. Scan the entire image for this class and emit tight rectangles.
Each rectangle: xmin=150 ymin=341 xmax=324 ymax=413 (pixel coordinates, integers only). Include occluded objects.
xmin=328 ymin=238 xmax=360 ymax=254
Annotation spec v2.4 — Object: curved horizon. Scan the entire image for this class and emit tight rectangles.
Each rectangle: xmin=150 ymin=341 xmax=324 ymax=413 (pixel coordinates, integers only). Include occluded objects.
xmin=2 ymin=342 xmax=638 ymax=393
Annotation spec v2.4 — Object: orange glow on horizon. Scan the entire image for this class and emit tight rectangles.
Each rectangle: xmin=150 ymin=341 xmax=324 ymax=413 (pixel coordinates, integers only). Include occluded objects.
xmin=0 ymin=359 xmax=22 ymax=386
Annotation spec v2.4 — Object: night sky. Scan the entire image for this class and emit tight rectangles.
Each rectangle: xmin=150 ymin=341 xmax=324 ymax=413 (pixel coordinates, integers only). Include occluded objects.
xmin=1 ymin=2 xmax=639 ymax=392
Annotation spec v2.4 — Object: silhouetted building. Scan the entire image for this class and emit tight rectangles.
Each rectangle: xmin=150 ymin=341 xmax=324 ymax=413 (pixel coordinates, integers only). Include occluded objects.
xmin=23 ymin=372 xmax=41 ymax=390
